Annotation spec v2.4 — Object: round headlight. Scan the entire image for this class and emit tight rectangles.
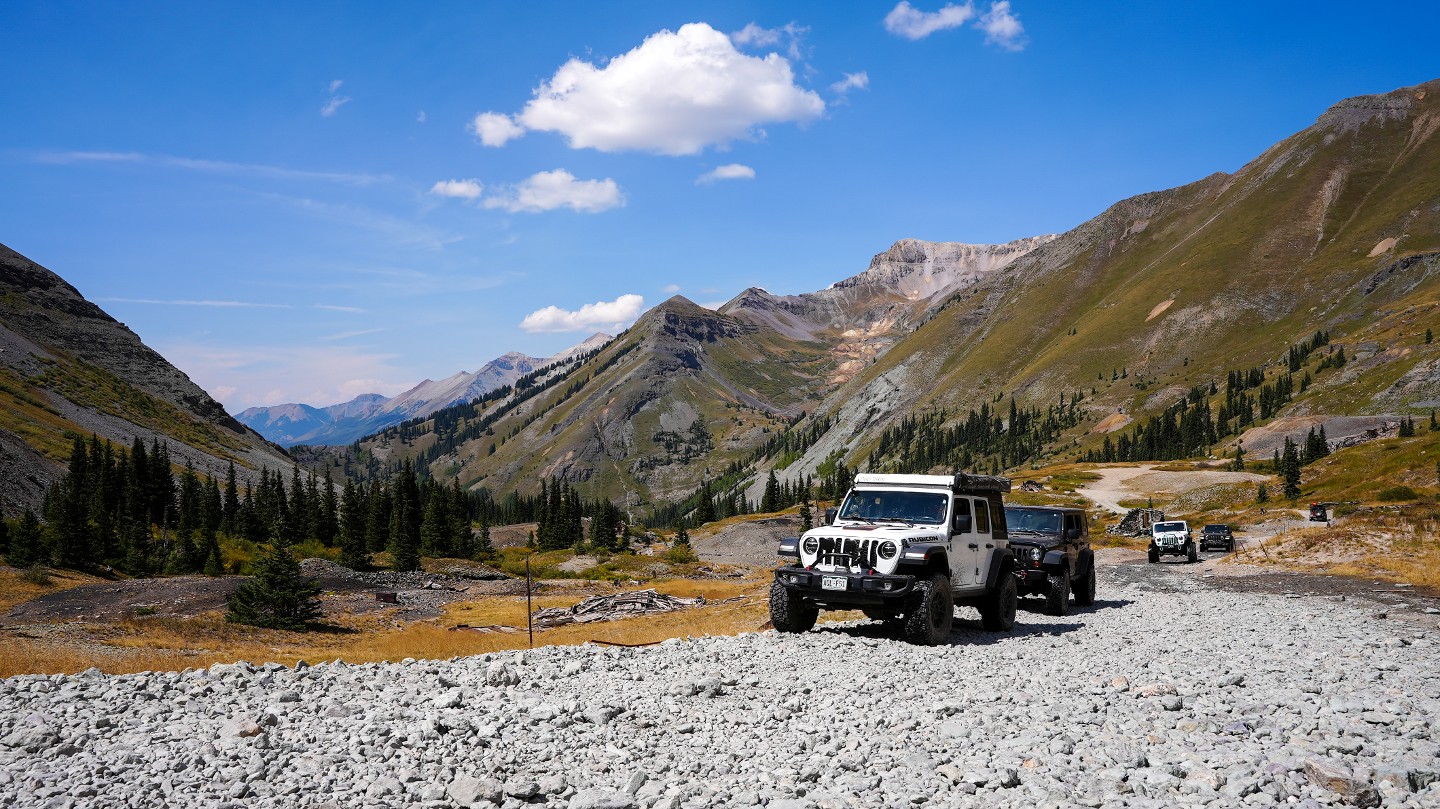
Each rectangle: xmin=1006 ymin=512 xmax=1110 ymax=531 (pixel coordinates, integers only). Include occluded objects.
xmin=802 ymin=537 xmax=819 ymax=554
xmin=878 ymin=541 xmax=897 ymax=560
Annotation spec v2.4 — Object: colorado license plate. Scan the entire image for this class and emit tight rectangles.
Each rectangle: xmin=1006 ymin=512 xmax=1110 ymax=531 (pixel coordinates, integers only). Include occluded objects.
xmin=821 ymin=576 xmax=847 ymax=591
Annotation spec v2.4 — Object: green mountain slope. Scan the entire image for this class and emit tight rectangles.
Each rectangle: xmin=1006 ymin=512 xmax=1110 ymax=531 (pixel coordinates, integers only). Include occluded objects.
xmin=779 ymin=79 xmax=1440 ymax=483
xmin=0 ymin=244 xmax=292 ymax=514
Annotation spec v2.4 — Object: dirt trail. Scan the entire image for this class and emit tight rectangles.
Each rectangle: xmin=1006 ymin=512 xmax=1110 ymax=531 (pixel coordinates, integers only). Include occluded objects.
xmin=1076 ymin=464 xmax=1269 ymax=515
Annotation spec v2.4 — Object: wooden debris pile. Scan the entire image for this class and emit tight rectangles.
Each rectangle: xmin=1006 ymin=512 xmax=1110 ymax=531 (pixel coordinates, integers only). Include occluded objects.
xmin=531 ymin=589 xmax=705 ymax=628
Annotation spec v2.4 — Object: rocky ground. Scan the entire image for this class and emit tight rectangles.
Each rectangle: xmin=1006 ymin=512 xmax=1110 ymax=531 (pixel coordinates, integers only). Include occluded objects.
xmin=4 ymin=552 xmax=1439 ymax=808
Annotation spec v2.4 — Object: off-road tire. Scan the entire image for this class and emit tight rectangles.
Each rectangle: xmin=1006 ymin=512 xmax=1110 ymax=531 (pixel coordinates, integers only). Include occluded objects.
xmin=1147 ymin=546 xmax=1159 ymax=564
xmin=1073 ymin=560 xmax=1097 ymax=607
xmin=1187 ymin=542 xmax=1199 ymax=563
xmin=769 ymin=581 xmax=818 ymax=633
xmin=1044 ymin=568 xmax=1071 ymax=616
xmin=1226 ymin=538 xmax=1235 ymax=552
xmin=903 ymin=574 xmax=954 ymax=646
xmin=978 ymin=571 xmax=1017 ymax=631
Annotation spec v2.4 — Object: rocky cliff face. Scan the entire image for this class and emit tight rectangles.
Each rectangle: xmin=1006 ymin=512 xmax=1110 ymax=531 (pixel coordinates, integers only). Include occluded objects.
xmin=0 ymin=244 xmax=292 ymax=515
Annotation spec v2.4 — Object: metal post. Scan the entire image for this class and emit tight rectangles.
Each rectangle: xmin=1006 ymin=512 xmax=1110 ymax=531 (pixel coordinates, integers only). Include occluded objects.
xmin=525 ymin=555 xmax=534 ymax=649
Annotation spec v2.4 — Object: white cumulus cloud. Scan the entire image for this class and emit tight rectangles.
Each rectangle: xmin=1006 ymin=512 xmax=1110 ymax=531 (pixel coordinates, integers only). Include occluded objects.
xmin=471 ymin=112 xmax=525 ymax=147
xmin=830 ymin=72 xmax=870 ymax=95
xmin=697 ymin=163 xmax=756 ymax=184
xmin=978 ymin=1 xmax=1025 ymax=50
xmin=429 ymin=178 xmax=484 ymax=199
xmin=520 ymin=293 xmax=646 ymax=333
xmin=884 ymin=1 xmax=976 ymax=40
xmin=483 ymin=169 xmax=624 ymax=214
xmin=475 ymin=22 xmax=824 ymax=156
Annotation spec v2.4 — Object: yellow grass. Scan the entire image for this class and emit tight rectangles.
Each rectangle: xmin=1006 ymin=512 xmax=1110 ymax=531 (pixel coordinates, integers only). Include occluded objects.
xmin=0 ymin=576 xmax=772 ymax=677
xmin=0 ymin=566 xmax=104 ymax=613
xmin=1229 ymin=511 xmax=1440 ymax=591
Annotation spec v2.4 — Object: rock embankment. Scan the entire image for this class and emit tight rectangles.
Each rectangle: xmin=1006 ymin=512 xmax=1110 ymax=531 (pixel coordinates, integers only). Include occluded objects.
xmin=3 ymin=565 xmax=1438 ymax=808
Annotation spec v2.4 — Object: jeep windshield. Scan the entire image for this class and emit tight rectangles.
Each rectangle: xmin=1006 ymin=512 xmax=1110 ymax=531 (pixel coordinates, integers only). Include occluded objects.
xmin=838 ymin=490 xmax=948 ymax=525
xmin=1153 ymin=522 xmax=1186 ymax=533
xmin=1004 ymin=508 xmax=1061 ymax=535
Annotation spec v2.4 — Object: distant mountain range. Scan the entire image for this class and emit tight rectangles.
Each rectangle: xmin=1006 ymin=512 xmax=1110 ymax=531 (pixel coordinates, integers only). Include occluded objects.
xmin=235 ymin=334 xmax=612 ymax=447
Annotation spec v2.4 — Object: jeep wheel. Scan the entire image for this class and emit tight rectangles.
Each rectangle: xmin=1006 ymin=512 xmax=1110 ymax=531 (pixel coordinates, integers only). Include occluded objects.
xmin=769 ymin=581 xmax=818 ymax=633
xmin=1044 ymin=568 xmax=1071 ymax=616
xmin=904 ymin=574 xmax=954 ymax=645
xmin=1187 ymin=543 xmax=1199 ymax=563
xmin=1226 ymin=538 xmax=1234 ymax=552
xmin=1147 ymin=546 xmax=1159 ymax=564
xmin=979 ymin=572 xmax=1017 ymax=631
xmin=1074 ymin=561 xmax=1097 ymax=607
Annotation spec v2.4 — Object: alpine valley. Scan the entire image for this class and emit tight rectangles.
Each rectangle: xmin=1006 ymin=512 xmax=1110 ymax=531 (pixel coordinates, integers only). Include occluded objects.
xmin=5 ymin=79 xmax=1440 ymax=518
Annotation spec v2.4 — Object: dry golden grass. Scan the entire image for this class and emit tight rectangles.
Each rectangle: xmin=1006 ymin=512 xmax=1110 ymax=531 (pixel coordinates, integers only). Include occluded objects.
xmin=0 ymin=566 xmax=105 ymax=613
xmin=1230 ymin=511 xmax=1440 ymax=591
xmin=1 ymin=576 xmax=773 ymax=677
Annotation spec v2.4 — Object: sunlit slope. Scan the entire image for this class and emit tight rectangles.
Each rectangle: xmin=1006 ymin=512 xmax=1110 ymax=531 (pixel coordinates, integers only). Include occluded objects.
xmin=802 ymin=80 xmax=1440 ymax=470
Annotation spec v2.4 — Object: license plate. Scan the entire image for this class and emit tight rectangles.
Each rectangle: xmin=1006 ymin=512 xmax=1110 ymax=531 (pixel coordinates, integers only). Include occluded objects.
xmin=821 ymin=576 xmax=848 ymax=591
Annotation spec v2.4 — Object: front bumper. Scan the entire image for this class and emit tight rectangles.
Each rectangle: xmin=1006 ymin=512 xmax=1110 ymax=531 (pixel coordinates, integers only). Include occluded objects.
xmin=1200 ymin=536 xmax=1230 ymax=549
xmin=773 ymin=566 xmax=917 ymax=607
xmin=1151 ymin=540 xmax=1190 ymax=556
xmin=1014 ymin=568 xmax=1049 ymax=591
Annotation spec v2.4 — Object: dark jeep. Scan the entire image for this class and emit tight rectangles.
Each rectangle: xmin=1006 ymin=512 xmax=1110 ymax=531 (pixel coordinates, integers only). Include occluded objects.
xmin=1200 ymin=524 xmax=1234 ymax=552
xmin=1002 ymin=505 xmax=1096 ymax=616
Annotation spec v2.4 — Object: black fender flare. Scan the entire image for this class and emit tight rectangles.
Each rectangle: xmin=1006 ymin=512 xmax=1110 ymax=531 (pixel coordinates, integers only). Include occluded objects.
xmin=983 ymin=548 xmax=1015 ymax=589
xmin=1077 ymin=548 xmax=1095 ymax=577
xmin=1041 ymin=550 xmax=1068 ymax=570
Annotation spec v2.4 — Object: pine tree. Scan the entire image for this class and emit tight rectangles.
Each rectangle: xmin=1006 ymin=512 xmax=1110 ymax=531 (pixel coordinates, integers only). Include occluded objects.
xmin=317 ymin=469 xmax=339 ymax=547
xmin=224 ymin=542 xmax=322 ymax=630
xmin=389 ymin=461 xmax=422 ymax=571
xmin=8 ymin=510 xmax=45 ymax=568
xmin=338 ymin=479 xmax=370 ymax=570
xmin=1256 ymin=483 xmax=1269 ymax=504
xmin=1231 ymin=444 xmax=1245 ymax=471
xmin=694 ymin=480 xmax=716 ymax=526
xmin=799 ymin=497 xmax=813 ymax=532
xmin=1427 ymin=328 xmax=1433 ymax=345
xmin=222 ymin=462 xmax=240 ymax=537
xmin=1281 ymin=437 xmax=1302 ymax=499
xmin=473 ymin=512 xmax=496 ymax=563
xmin=761 ymin=471 xmax=780 ymax=513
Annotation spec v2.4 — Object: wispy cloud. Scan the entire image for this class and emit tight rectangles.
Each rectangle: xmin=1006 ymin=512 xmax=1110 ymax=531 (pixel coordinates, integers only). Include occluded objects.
xmin=662 ymin=283 xmax=682 ymax=294
xmin=696 ymin=164 xmax=756 ymax=184
xmin=317 ymin=327 xmax=387 ymax=342
xmin=977 ymin=1 xmax=1025 ymax=50
xmin=267 ymin=194 xmax=462 ymax=250
xmin=885 ymin=2 xmax=976 ymax=39
xmin=96 ymin=297 xmax=291 ymax=309
xmin=321 ymin=79 xmax=351 ymax=117
xmin=830 ymin=72 xmax=870 ymax=96
xmin=430 ymin=178 xmax=484 ymax=199
xmin=162 ymin=341 xmax=414 ymax=410
xmin=32 ymin=150 xmax=384 ymax=186
xmin=314 ymin=304 xmax=367 ymax=313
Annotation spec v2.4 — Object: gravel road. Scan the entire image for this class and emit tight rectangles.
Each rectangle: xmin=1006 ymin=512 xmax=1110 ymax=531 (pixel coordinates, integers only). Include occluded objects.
xmin=3 ymin=556 xmax=1438 ymax=809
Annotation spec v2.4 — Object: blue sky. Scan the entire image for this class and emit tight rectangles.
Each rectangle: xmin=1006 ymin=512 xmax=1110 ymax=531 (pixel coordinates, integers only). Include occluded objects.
xmin=3 ymin=1 xmax=1437 ymax=411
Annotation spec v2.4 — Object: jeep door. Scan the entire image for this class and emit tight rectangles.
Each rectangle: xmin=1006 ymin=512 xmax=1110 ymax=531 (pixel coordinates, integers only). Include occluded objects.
xmin=1063 ymin=512 xmax=1084 ymax=571
xmin=950 ymin=496 xmax=988 ymax=589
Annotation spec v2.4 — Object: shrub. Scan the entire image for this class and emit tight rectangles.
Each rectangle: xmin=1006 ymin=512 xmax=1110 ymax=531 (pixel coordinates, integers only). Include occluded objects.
xmin=662 ymin=544 xmax=699 ymax=564
xmin=20 ymin=564 xmax=51 ymax=586
xmin=1376 ymin=486 xmax=1419 ymax=502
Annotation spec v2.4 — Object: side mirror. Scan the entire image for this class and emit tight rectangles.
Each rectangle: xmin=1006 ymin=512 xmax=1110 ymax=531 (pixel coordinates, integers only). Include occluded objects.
xmin=952 ymin=514 xmax=972 ymax=533
xmin=823 ymin=507 xmax=837 ymax=526
xmin=1065 ymin=528 xmax=1081 ymax=539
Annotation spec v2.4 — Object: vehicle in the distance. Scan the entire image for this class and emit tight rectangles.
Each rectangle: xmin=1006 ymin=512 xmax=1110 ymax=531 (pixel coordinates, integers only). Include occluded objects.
xmin=1148 ymin=520 xmax=1196 ymax=563
xmin=770 ymin=472 xmax=1018 ymax=645
xmin=1309 ymin=503 xmax=1329 ymax=522
xmin=1199 ymin=524 xmax=1234 ymax=552
xmin=1003 ymin=505 xmax=1096 ymax=615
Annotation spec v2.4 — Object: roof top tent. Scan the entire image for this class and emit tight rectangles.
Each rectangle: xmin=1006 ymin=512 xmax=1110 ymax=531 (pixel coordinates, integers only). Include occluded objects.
xmin=851 ymin=472 xmax=1012 ymax=494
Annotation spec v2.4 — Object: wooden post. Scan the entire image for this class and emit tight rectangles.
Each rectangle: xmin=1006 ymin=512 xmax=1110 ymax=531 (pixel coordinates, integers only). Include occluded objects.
xmin=525 ymin=555 xmax=534 ymax=649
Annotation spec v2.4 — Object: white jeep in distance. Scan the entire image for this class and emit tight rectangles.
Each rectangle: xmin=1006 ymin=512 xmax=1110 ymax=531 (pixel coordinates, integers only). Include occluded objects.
xmin=770 ymin=473 xmax=1018 ymax=645
xmin=1148 ymin=520 xmax=1197 ymax=563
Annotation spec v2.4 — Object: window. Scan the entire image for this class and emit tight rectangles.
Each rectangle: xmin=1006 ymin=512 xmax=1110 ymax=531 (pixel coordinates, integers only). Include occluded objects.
xmin=974 ymin=498 xmax=990 ymax=534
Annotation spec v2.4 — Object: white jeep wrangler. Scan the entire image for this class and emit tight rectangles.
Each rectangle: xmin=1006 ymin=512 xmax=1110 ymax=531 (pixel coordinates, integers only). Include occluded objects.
xmin=770 ymin=473 xmax=1018 ymax=645
xmin=1148 ymin=520 xmax=1197 ymax=563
